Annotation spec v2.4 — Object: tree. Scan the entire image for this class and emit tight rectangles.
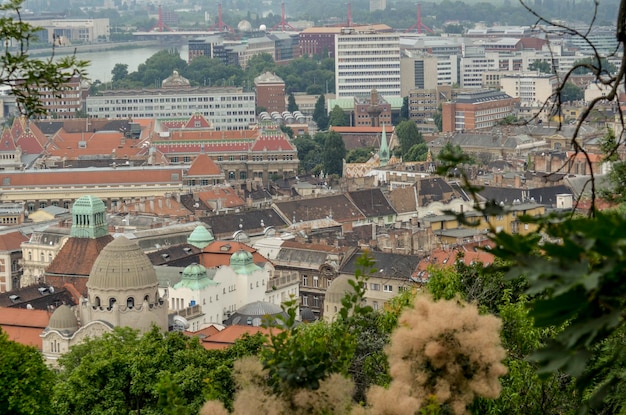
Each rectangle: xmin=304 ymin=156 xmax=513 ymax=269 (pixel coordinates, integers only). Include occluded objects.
xmin=329 ymin=104 xmax=348 ymax=127
xmin=395 ymin=120 xmax=424 ymax=158
xmin=346 ymin=146 xmax=376 ymax=163
xmin=111 ymin=63 xmax=129 ymax=83
xmin=322 ymin=131 xmax=346 ymax=176
xmin=53 ymin=326 xmax=264 ymax=415
xmin=404 ymin=143 xmax=429 ymax=162
xmin=528 ymin=59 xmax=552 ymax=73
xmin=400 ymin=96 xmax=409 ymax=121
xmin=287 ymin=93 xmax=298 ymax=113
xmin=312 ymin=94 xmax=329 ymax=131
xmin=559 ymin=82 xmax=583 ymax=102
xmin=0 ymin=328 xmax=55 ymax=415
xmin=0 ymin=0 xmax=88 ymax=116
xmin=571 ymin=56 xmax=617 ymax=75
xmin=293 ymin=133 xmax=322 ymax=173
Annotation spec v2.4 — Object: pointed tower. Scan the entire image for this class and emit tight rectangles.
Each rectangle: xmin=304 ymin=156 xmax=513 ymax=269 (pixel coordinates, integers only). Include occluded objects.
xmin=378 ymin=123 xmax=390 ymax=167
xmin=45 ymin=195 xmax=113 ymax=296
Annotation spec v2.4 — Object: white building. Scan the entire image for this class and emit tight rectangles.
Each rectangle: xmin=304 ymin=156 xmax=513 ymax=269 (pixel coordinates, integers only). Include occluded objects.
xmin=24 ymin=18 xmax=110 ymax=44
xmin=86 ymin=87 xmax=256 ymax=131
xmin=335 ymin=28 xmax=401 ymax=98
xmin=400 ymin=54 xmax=459 ymax=96
xmin=500 ymin=73 xmax=558 ymax=104
xmin=460 ymin=47 xmax=498 ymax=88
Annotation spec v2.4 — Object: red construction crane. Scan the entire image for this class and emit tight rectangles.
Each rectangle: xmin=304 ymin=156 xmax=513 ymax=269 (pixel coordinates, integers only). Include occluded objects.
xmin=209 ymin=3 xmax=233 ymax=32
xmin=150 ymin=5 xmax=174 ymax=32
xmin=271 ymin=2 xmax=297 ymax=31
xmin=406 ymin=4 xmax=434 ymax=34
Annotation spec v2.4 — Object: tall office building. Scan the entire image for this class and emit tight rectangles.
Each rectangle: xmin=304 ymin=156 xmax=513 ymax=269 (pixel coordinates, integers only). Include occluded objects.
xmin=335 ymin=28 xmax=401 ymax=99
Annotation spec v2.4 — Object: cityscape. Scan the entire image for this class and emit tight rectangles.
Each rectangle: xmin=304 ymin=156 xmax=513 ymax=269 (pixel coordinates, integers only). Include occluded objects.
xmin=1 ymin=0 xmax=625 ymax=414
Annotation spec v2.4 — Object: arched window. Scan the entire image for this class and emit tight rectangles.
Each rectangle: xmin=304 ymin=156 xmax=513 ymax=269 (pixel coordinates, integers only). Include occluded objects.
xmin=144 ymin=295 xmax=150 ymax=303
xmin=127 ymin=297 xmax=135 ymax=309
xmin=95 ymin=296 xmax=101 ymax=307
xmin=108 ymin=297 xmax=117 ymax=310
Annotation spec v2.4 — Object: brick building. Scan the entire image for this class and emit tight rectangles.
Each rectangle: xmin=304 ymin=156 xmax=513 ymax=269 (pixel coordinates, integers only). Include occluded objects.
xmin=254 ymin=72 xmax=285 ymax=114
xmin=441 ymin=89 xmax=518 ymax=132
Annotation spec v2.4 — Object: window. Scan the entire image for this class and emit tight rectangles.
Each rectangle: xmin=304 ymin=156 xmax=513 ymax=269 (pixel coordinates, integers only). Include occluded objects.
xmin=313 ymin=276 xmax=319 ymax=288
xmin=372 ymin=301 xmax=379 ymax=310
xmin=370 ymin=283 xmax=380 ymax=291
xmin=127 ymin=297 xmax=135 ymax=309
xmin=302 ymin=275 xmax=308 ymax=286
xmin=302 ymin=295 xmax=308 ymax=306
xmin=383 ymin=284 xmax=393 ymax=293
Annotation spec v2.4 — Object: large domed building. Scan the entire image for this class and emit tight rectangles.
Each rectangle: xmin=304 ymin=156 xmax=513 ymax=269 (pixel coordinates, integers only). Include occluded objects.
xmin=41 ymin=236 xmax=168 ymax=365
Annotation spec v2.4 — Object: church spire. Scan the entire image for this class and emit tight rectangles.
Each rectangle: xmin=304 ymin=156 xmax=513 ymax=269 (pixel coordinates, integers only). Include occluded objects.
xmin=379 ymin=123 xmax=390 ymax=167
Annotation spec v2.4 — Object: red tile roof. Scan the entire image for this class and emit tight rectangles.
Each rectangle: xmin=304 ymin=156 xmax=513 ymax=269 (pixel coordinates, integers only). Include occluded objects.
xmin=250 ymin=134 xmax=296 ymax=152
xmin=47 ymin=130 xmax=147 ymax=160
xmin=200 ymin=241 xmax=268 ymax=268
xmin=46 ymin=235 xmax=114 ymax=278
xmin=196 ymin=187 xmax=245 ymax=209
xmin=330 ymin=125 xmax=394 ymax=133
xmin=183 ymin=113 xmax=212 ymax=129
xmin=200 ymin=325 xmax=270 ymax=350
xmin=415 ymin=244 xmax=495 ymax=280
xmin=0 ymin=231 xmax=28 ymax=251
xmin=0 ymin=128 xmax=16 ymax=152
xmin=187 ymin=153 xmax=222 ymax=176
xmin=0 ymin=167 xmax=185 ymax=187
xmin=0 ymin=307 xmax=50 ymax=349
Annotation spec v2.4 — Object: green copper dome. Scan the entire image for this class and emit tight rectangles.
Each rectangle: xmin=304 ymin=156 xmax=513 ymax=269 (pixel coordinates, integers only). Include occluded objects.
xmin=230 ymin=249 xmax=261 ymax=274
xmin=174 ymin=263 xmax=217 ymax=290
xmin=70 ymin=195 xmax=109 ymax=239
xmin=187 ymin=225 xmax=214 ymax=249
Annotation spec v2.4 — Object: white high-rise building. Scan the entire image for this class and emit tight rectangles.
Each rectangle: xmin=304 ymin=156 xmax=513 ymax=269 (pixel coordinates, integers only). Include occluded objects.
xmin=335 ymin=28 xmax=401 ymax=98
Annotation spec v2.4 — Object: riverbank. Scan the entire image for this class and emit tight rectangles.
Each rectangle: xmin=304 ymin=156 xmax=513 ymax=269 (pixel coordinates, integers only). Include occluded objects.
xmin=28 ymin=40 xmax=173 ymax=57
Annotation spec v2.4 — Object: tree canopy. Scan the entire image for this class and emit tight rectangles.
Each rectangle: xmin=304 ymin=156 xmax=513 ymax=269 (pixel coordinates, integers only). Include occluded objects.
xmin=0 ymin=328 xmax=55 ymax=415
xmin=395 ymin=120 xmax=425 ymax=158
xmin=0 ymin=0 xmax=88 ymax=116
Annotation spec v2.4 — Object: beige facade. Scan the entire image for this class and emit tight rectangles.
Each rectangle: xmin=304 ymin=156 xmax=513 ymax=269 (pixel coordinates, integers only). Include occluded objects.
xmin=500 ymin=73 xmax=558 ymax=105
xmin=20 ymin=228 xmax=70 ymax=287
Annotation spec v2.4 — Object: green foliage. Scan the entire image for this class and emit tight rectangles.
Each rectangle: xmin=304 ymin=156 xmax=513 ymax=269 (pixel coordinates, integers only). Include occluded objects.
xmin=395 ymin=120 xmax=424 ymax=158
xmin=572 ymin=57 xmax=617 ymax=75
xmin=0 ymin=0 xmax=88 ymax=116
xmin=329 ymin=104 xmax=349 ymax=127
xmin=529 ymin=59 xmax=553 ymax=73
xmin=346 ymin=146 xmax=375 ymax=163
xmin=0 ymin=328 xmax=55 ymax=415
xmin=111 ymin=63 xmax=129 ymax=83
xmin=261 ymin=297 xmax=356 ymax=392
xmin=560 ymin=82 xmax=584 ymax=102
xmin=405 ymin=143 xmax=429 ymax=162
xmin=293 ymin=133 xmax=322 ymax=173
xmin=488 ymin=211 xmax=626 ymax=409
xmin=313 ymin=94 xmax=329 ymax=131
xmin=322 ymin=130 xmax=346 ymax=176
xmin=400 ymin=96 xmax=409 ymax=121
xmin=54 ymin=326 xmax=264 ymax=415
xmin=287 ymin=93 xmax=299 ymax=113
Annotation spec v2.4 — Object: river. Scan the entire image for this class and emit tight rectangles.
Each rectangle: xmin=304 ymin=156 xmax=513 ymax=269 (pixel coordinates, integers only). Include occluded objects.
xmin=39 ymin=42 xmax=189 ymax=83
